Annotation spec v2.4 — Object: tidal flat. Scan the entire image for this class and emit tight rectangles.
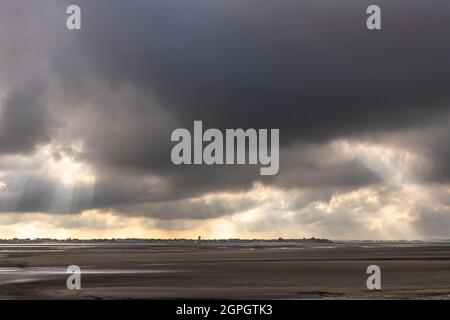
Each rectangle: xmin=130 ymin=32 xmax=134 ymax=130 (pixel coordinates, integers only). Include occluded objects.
xmin=1 ymin=242 xmax=449 ymax=299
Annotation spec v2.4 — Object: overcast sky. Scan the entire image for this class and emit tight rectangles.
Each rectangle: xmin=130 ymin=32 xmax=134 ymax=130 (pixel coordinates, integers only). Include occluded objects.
xmin=1 ymin=0 xmax=450 ymax=239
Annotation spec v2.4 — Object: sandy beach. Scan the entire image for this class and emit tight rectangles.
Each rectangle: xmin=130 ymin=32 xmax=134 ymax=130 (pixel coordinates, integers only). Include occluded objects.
xmin=1 ymin=243 xmax=450 ymax=299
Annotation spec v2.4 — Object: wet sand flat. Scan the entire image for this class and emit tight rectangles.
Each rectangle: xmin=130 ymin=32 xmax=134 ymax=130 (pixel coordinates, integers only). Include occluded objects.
xmin=1 ymin=243 xmax=450 ymax=299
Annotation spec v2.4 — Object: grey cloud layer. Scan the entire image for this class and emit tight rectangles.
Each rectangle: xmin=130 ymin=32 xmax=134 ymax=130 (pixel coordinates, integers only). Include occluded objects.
xmin=0 ymin=0 xmax=449 ymax=236
xmin=0 ymin=81 xmax=51 ymax=154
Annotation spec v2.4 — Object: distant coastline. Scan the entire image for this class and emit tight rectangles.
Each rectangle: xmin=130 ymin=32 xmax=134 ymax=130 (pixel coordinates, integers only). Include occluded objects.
xmin=0 ymin=237 xmax=332 ymax=244
xmin=1 ymin=238 xmax=450 ymax=245
xmin=2 ymin=238 xmax=450 ymax=245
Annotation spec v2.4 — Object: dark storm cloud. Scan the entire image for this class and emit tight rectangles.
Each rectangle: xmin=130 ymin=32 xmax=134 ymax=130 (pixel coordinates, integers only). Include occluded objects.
xmin=5 ymin=0 xmax=450 ymax=161
xmin=50 ymin=0 xmax=450 ymax=183
xmin=72 ymin=0 xmax=450 ymax=142
xmin=0 ymin=81 xmax=51 ymax=155
xmin=0 ymin=0 xmax=77 ymax=155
